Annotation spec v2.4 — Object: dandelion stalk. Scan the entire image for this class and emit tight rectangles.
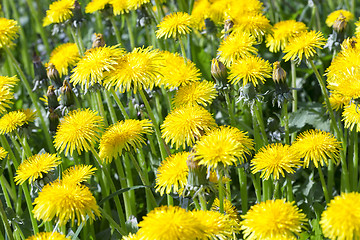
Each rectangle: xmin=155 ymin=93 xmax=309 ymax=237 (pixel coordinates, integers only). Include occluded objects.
xmin=308 ymin=59 xmax=350 ymax=193
xmin=282 ymin=101 xmax=290 ymax=145
xmin=273 ymin=179 xmax=280 ymax=199
xmin=103 ymin=90 xmax=117 ymax=123
xmin=218 ymin=170 xmax=225 ymax=214
xmin=110 ymin=88 xmax=130 ymax=119
xmin=353 ymin=130 xmax=358 ymax=190
xmin=126 ymin=14 xmax=135 ymax=50
xmin=178 ymin=37 xmax=187 ymax=62
xmin=286 ymin=176 xmax=294 ymax=202
xmin=69 ymin=25 xmax=85 ymax=56
xmin=290 ymin=60 xmax=297 ymax=142
xmin=109 ymin=15 xmax=124 ymax=47
xmin=4 ymin=46 xmax=55 ymax=153
xmin=0 ymin=199 xmax=14 ymax=240
xmin=237 ymin=168 xmax=248 ymax=213
xmin=138 ymin=88 xmax=169 ymax=159
xmin=99 ymin=207 xmax=127 ymax=236
xmin=318 ymin=166 xmax=330 ymax=203
xmin=94 ymin=90 xmax=108 ymax=127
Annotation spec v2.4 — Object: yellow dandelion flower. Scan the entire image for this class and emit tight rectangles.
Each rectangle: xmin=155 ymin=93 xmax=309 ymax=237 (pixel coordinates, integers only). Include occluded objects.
xmin=155 ymin=151 xmax=189 ymax=196
xmin=326 ymin=9 xmax=354 ymax=27
xmin=54 ymin=109 xmax=104 ymax=156
xmin=0 ymin=75 xmax=19 ymax=89
xmin=0 ymin=88 xmax=14 ymax=115
xmin=33 ymin=181 xmax=101 ymax=226
xmin=211 ymin=198 xmax=239 ymax=223
xmin=161 ymin=105 xmax=217 ymax=149
xmin=328 ymin=71 xmax=360 ymax=100
xmin=231 ymin=12 xmax=272 ymax=41
xmin=241 ymin=199 xmax=307 ymax=240
xmin=137 ymin=205 xmax=204 ymax=239
xmin=283 ymin=30 xmax=326 ymax=62
xmin=23 ymin=108 xmax=37 ymax=124
xmin=103 ymin=47 xmax=161 ymax=93
xmin=121 ymin=233 xmax=140 ymax=240
xmin=329 ymin=93 xmax=350 ymax=111
xmin=99 ymin=119 xmax=153 ymax=163
xmin=191 ymin=0 xmax=225 ymax=30
xmin=127 ymin=0 xmax=150 ymax=10
xmin=343 ymin=103 xmax=360 ymax=132
xmin=195 ymin=126 xmax=254 ymax=170
xmin=14 ymin=153 xmax=61 ymax=185
xmin=292 ymin=129 xmax=341 ymax=168
xmin=208 ymin=170 xmax=231 ymax=184
xmin=217 ymin=31 xmax=258 ymax=67
xmin=62 ymin=165 xmax=97 ymax=185
xmin=70 ymin=45 xmax=124 ymax=89
xmin=0 ymin=18 xmax=19 ymax=48
xmin=228 ymin=55 xmax=272 ymax=87
xmin=192 ymin=209 xmax=240 ymax=239
xmin=0 ymin=110 xmax=27 ymax=134
xmin=0 ymin=147 xmax=8 ymax=160
xmin=110 ymin=0 xmax=129 ymax=15
xmin=49 ymin=43 xmax=80 ymax=77
xmin=85 ymin=0 xmax=110 ymax=13
xmin=26 ymin=232 xmax=69 ymax=240
xmin=156 ymin=12 xmax=193 ymax=39
xmin=43 ymin=0 xmax=75 ymax=27
xmin=320 ymin=192 xmax=360 ymax=240
xmin=157 ymin=51 xmax=201 ymax=88
xmin=225 ymin=0 xmax=264 ymax=17
xmin=251 ymin=143 xmax=302 ymax=180
xmin=172 ymin=80 xmax=218 ymax=108
xmin=266 ymin=20 xmax=307 ymax=53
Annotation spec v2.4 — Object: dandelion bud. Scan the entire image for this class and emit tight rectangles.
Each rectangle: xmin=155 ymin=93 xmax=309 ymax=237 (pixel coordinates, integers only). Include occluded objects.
xmin=47 ymin=86 xmax=59 ymax=109
xmin=72 ymin=0 xmax=83 ymax=23
xmin=211 ymin=58 xmax=228 ymax=84
xmin=32 ymin=53 xmax=48 ymax=91
xmin=186 ymin=152 xmax=208 ymax=191
xmin=49 ymin=108 xmax=60 ymax=133
xmin=186 ymin=151 xmax=199 ymax=171
xmin=272 ymin=61 xmax=287 ymax=83
xmin=224 ymin=18 xmax=234 ymax=35
xmin=61 ymin=80 xmax=75 ymax=107
xmin=92 ymin=33 xmax=105 ymax=48
xmin=47 ymin=63 xmax=62 ymax=88
xmin=333 ymin=13 xmax=347 ymax=32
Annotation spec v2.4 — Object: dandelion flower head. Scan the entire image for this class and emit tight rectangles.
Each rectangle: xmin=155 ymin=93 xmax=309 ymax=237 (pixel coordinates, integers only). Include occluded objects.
xmin=283 ymin=30 xmax=326 ymax=62
xmin=70 ymin=45 xmax=124 ymax=89
xmin=172 ymin=80 xmax=218 ymax=108
xmin=342 ymin=103 xmax=360 ymax=132
xmin=0 ymin=18 xmax=19 ymax=48
xmin=266 ymin=20 xmax=307 ymax=53
xmin=49 ymin=43 xmax=80 ymax=77
xmin=0 ymin=75 xmax=19 ymax=89
xmin=228 ymin=55 xmax=272 ymax=87
xmin=33 ymin=181 xmax=101 ymax=226
xmin=15 ymin=153 xmax=61 ymax=185
xmin=121 ymin=233 xmax=140 ymax=240
xmin=292 ymin=129 xmax=341 ymax=168
xmin=54 ymin=109 xmax=104 ymax=156
xmin=195 ymin=126 xmax=254 ymax=171
xmin=155 ymin=151 xmax=189 ymax=196
xmin=241 ymin=199 xmax=307 ymax=240
xmin=217 ymin=31 xmax=258 ymax=67
xmin=103 ymin=47 xmax=162 ymax=93
xmin=211 ymin=198 xmax=239 ymax=223
xmin=99 ymin=119 xmax=153 ymax=163
xmin=0 ymin=110 xmax=27 ymax=134
xmin=320 ymin=192 xmax=360 ymax=240
xmin=161 ymin=105 xmax=217 ymax=149
xmin=127 ymin=0 xmax=151 ymax=11
xmin=329 ymin=93 xmax=351 ymax=111
xmin=157 ymin=51 xmax=201 ymax=88
xmin=251 ymin=143 xmax=302 ymax=180
xmin=0 ymin=88 xmax=14 ymax=115
xmin=137 ymin=205 xmax=204 ymax=239
xmin=156 ymin=12 xmax=193 ymax=39
xmin=85 ymin=0 xmax=110 ymax=13
xmin=62 ymin=165 xmax=97 ymax=185
xmin=43 ymin=0 xmax=75 ymax=26
xmin=26 ymin=232 xmax=69 ymax=240
xmin=0 ymin=147 xmax=7 ymax=160
xmin=326 ymin=9 xmax=354 ymax=27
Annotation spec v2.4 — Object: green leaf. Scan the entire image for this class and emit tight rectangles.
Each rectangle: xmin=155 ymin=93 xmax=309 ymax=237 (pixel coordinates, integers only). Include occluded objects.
xmin=99 ymin=185 xmax=149 ymax=205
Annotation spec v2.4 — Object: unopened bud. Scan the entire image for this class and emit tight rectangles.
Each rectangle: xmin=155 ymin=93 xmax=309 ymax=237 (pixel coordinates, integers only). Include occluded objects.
xmin=72 ymin=0 xmax=83 ymax=23
xmin=333 ymin=13 xmax=347 ymax=32
xmin=272 ymin=61 xmax=287 ymax=83
xmin=61 ymin=80 xmax=75 ymax=107
xmin=32 ymin=53 xmax=48 ymax=91
xmin=47 ymin=85 xmax=59 ymax=109
xmin=224 ymin=18 xmax=234 ymax=35
xmin=211 ymin=58 xmax=228 ymax=84
xmin=47 ymin=63 xmax=62 ymax=88
xmin=92 ymin=33 xmax=105 ymax=48
xmin=48 ymin=108 xmax=59 ymax=133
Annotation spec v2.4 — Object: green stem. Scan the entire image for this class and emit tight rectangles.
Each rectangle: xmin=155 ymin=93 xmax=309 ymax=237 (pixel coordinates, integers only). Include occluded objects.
xmin=283 ymin=101 xmax=290 ymax=145
xmin=110 ymin=88 xmax=129 ymax=119
xmin=286 ymin=176 xmax=294 ymax=202
xmin=103 ymin=89 xmax=117 ymax=124
xmin=114 ymin=157 xmax=133 ymax=219
xmin=22 ymin=184 xmax=39 ymax=234
xmin=4 ymin=46 xmax=55 ymax=153
xmin=178 ymin=37 xmax=187 ymax=62
xmin=0 ymin=176 xmax=14 ymax=208
xmin=291 ymin=61 xmax=297 ymax=142
xmin=262 ymin=178 xmax=272 ymax=201
xmin=95 ymin=90 xmax=108 ymax=127
xmin=138 ymin=88 xmax=169 ymax=160
xmin=225 ymin=91 xmax=236 ymax=126
xmin=198 ymin=192 xmax=207 ymax=210
xmin=69 ymin=26 xmax=84 ymax=56
xmin=123 ymin=154 xmax=136 ymax=215
xmin=308 ymin=59 xmax=350 ymax=192
xmin=167 ymin=195 xmax=173 ymax=206
xmin=15 ymin=132 xmax=32 ymax=158
xmin=126 ymin=14 xmax=135 ymax=50
xmin=254 ymin=102 xmax=268 ymax=146
xmin=109 ymin=15 xmax=124 ymax=47
xmin=273 ymin=180 xmax=280 ymax=199
xmin=318 ymin=167 xmax=330 ymax=203
xmin=128 ymin=152 xmax=157 ymax=210
xmin=99 ymin=207 xmax=127 ymax=236
xmin=237 ymin=168 xmax=248 ymax=213
xmin=218 ymin=170 xmax=224 ymax=213
xmin=0 ymin=199 xmax=14 ymax=240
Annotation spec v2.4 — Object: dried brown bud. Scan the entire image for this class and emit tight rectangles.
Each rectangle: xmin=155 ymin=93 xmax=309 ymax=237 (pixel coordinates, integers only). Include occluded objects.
xmin=333 ymin=13 xmax=347 ymax=32
xmin=224 ymin=18 xmax=234 ymax=34
xmin=92 ymin=33 xmax=105 ymax=48
xmin=272 ymin=61 xmax=287 ymax=83
xmin=211 ymin=58 xmax=228 ymax=84
xmin=46 ymin=63 xmax=62 ymax=88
